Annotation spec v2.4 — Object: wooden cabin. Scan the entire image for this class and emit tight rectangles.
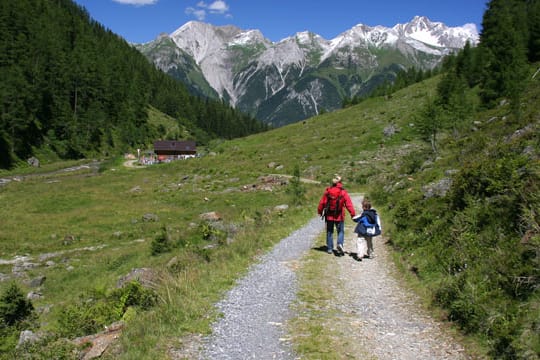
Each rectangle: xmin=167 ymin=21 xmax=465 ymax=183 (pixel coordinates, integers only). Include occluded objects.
xmin=153 ymin=140 xmax=197 ymax=161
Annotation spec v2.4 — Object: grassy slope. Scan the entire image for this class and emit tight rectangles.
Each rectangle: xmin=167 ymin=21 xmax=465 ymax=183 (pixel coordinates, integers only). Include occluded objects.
xmin=0 ymin=76 xmax=432 ymax=358
xmin=286 ymin=72 xmax=540 ymax=359
xmin=1 ymin=72 xmax=538 ymax=357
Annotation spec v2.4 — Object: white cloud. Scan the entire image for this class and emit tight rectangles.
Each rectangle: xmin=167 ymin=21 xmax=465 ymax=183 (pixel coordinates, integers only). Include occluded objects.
xmin=185 ymin=7 xmax=207 ymax=21
xmin=186 ymin=1 xmax=230 ymax=21
xmin=112 ymin=0 xmax=158 ymax=6
xmin=208 ymin=1 xmax=229 ymax=14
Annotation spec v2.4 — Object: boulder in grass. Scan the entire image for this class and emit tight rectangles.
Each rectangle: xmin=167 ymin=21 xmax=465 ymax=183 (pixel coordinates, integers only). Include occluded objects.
xmin=199 ymin=211 xmax=222 ymax=222
xmin=27 ymin=157 xmax=40 ymax=167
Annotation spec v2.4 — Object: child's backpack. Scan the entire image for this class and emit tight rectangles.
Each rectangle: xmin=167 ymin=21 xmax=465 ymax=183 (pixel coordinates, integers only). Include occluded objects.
xmin=322 ymin=186 xmax=343 ymax=219
xmin=354 ymin=209 xmax=381 ymax=236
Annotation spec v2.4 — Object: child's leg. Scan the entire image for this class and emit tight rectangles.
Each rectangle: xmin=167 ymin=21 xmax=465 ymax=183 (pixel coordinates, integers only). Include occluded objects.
xmin=366 ymin=236 xmax=374 ymax=257
xmin=356 ymin=236 xmax=367 ymax=258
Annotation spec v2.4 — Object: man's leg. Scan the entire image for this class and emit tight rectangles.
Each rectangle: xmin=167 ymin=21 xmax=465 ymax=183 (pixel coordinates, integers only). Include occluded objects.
xmin=326 ymin=221 xmax=335 ymax=253
xmin=336 ymin=221 xmax=345 ymax=254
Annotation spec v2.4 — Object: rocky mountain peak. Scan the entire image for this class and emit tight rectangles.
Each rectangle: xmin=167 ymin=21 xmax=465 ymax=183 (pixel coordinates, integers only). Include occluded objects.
xmin=393 ymin=16 xmax=478 ymax=48
xmin=137 ymin=16 xmax=480 ymax=126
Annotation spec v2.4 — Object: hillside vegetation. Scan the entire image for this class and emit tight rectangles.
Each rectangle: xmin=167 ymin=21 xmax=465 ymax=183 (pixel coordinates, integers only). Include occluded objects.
xmin=0 ymin=0 xmax=267 ymax=170
xmin=0 ymin=67 xmax=434 ymax=359
xmin=375 ymin=71 xmax=540 ymax=358
xmin=1 ymin=64 xmax=538 ymax=358
xmin=1 ymin=0 xmax=539 ymax=358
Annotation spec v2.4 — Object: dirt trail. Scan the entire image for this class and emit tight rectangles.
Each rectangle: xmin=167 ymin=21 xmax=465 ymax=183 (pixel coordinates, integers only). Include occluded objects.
xmin=323 ymin=194 xmax=471 ymax=359
xmin=175 ymin=194 xmax=472 ymax=359
xmin=0 ymin=161 xmax=100 ymax=186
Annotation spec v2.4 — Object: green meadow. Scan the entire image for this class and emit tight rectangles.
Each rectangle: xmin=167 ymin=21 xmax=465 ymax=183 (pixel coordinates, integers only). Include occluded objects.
xmin=1 ymin=73 xmax=539 ymax=358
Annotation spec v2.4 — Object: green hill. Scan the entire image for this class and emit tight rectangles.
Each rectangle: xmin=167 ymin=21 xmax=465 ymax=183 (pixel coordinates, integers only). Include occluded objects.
xmin=1 ymin=0 xmax=539 ymax=358
xmin=1 ymin=66 xmax=538 ymax=358
xmin=0 ymin=0 xmax=267 ymax=170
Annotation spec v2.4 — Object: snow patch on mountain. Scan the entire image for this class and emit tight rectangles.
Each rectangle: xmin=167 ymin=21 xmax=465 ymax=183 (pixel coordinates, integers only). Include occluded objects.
xmin=394 ymin=16 xmax=478 ymax=48
xmin=230 ymin=29 xmax=268 ymax=46
xmin=295 ymin=31 xmax=312 ymax=44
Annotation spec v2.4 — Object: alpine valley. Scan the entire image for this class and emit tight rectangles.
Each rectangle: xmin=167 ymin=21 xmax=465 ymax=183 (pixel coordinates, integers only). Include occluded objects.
xmin=135 ymin=16 xmax=479 ymax=127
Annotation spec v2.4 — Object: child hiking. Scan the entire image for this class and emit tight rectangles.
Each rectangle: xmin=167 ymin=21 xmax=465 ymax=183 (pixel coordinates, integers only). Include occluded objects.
xmin=317 ymin=175 xmax=356 ymax=255
xmin=353 ymin=198 xmax=382 ymax=259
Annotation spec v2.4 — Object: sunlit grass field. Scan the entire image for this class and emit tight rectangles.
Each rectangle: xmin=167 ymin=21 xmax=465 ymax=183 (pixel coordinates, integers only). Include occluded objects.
xmin=1 ymin=77 xmax=438 ymax=358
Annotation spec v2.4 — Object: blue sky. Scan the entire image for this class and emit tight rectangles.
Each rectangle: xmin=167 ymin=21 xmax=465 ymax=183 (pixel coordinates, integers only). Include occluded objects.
xmin=72 ymin=0 xmax=488 ymax=44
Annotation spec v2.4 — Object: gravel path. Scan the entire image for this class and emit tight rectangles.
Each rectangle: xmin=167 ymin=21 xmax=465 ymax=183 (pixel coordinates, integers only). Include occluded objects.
xmin=0 ymin=161 xmax=101 ymax=186
xmin=196 ymin=195 xmax=470 ymax=359
xmin=333 ymin=196 xmax=470 ymax=359
xmin=198 ymin=216 xmax=322 ymax=359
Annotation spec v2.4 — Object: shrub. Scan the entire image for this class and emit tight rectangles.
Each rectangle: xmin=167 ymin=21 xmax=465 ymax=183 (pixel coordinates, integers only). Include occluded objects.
xmin=57 ymin=300 xmax=113 ymax=337
xmin=0 ymin=282 xmax=34 ymax=326
xmin=400 ymin=149 xmax=429 ymax=175
xmin=151 ymin=226 xmax=172 ymax=255
xmin=109 ymin=281 xmax=158 ymax=317
xmin=286 ymin=165 xmax=306 ymax=205
xmin=14 ymin=337 xmax=77 ymax=360
xmin=198 ymin=222 xmax=226 ymax=243
xmin=0 ymin=283 xmax=38 ymax=357
xmin=57 ymin=281 xmax=157 ymax=338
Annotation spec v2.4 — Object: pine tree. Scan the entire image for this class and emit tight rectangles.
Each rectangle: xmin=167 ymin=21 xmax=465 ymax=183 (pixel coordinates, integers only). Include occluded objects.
xmin=528 ymin=0 xmax=540 ymax=62
xmin=0 ymin=282 xmax=34 ymax=326
xmin=479 ymin=0 xmax=529 ymax=111
xmin=415 ymin=98 xmax=444 ymax=154
xmin=0 ymin=0 xmax=267 ymax=168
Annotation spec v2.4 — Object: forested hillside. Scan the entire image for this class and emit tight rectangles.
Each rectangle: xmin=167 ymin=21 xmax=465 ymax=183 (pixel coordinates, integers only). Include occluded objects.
xmin=369 ymin=0 xmax=540 ymax=357
xmin=0 ymin=0 xmax=268 ymax=169
xmin=0 ymin=0 xmax=539 ymax=358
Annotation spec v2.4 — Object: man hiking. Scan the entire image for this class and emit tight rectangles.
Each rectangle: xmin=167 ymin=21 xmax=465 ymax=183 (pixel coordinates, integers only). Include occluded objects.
xmin=317 ymin=175 xmax=356 ymax=255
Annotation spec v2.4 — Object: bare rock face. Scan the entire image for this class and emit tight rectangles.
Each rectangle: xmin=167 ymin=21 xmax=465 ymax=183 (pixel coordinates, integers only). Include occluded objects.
xmin=116 ymin=268 xmax=159 ymax=289
xmin=422 ymin=178 xmax=453 ymax=198
xmin=29 ymin=275 xmax=46 ymax=287
xmin=72 ymin=321 xmax=125 ymax=360
xmin=27 ymin=157 xmax=40 ymax=167
xmin=142 ymin=213 xmax=159 ymax=222
xmin=137 ymin=18 xmax=478 ymax=126
xmin=17 ymin=330 xmax=42 ymax=348
xmin=199 ymin=211 xmax=222 ymax=221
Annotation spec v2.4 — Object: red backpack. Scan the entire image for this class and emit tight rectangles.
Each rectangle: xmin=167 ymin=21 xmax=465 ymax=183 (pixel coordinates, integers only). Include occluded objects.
xmin=323 ymin=186 xmax=343 ymax=218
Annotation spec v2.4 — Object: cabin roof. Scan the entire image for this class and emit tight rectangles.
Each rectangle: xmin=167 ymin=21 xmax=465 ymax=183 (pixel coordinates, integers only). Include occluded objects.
xmin=153 ymin=140 xmax=196 ymax=152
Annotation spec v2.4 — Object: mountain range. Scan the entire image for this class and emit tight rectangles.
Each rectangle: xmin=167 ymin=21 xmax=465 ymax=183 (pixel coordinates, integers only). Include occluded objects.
xmin=135 ymin=16 xmax=479 ymax=127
